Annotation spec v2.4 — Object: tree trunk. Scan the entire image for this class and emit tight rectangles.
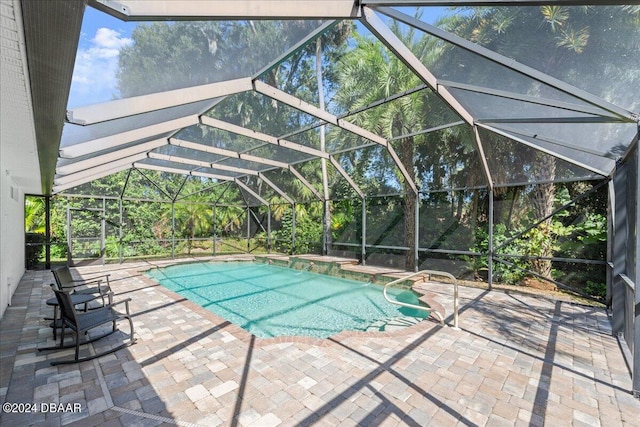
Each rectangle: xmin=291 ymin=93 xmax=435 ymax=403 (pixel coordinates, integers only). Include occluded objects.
xmin=316 ymin=37 xmax=332 ymax=255
xmin=399 ymin=136 xmax=416 ymax=271
xmin=530 ymin=153 xmax=556 ymax=278
xmin=404 ymin=193 xmax=416 ymax=271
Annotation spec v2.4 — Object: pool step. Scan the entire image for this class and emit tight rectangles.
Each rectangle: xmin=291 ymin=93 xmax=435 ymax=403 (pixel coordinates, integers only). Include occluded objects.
xmin=365 ymin=316 xmax=423 ymax=332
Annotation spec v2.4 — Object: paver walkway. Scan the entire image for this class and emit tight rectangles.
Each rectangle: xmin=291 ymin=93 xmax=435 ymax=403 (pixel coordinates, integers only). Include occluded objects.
xmin=1 ymin=258 xmax=639 ymax=426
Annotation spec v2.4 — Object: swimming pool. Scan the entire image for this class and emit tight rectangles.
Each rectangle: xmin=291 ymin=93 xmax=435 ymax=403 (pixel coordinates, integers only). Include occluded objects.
xmin=146 ymin=262 xmax=429 ymax=338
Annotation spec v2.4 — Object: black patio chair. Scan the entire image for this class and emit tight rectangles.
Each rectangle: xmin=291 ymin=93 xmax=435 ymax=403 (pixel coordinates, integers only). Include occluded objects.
xmin=52 ymin=265 xmax=111 ymax=296
xmin=46 ymin=267 xmax=112 ymax=338
xmin=39 ymin=284 xmax=136 ymax=365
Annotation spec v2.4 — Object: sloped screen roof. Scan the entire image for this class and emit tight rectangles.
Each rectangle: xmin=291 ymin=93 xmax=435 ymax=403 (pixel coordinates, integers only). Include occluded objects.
xmin=52 ymin=0 xmax=639 ymax=205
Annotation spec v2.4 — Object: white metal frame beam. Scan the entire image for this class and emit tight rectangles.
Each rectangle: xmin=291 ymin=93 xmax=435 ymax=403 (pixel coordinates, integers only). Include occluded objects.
xmin=254 ymin=80 xmax=418 ymax=194
xmin=191 ymin=170 xmax=236 ymax=182
xmin=134 ymin=162 xmax=237 ymax=183
xmin=169 ymin=138 xmax=289 ymax=169
xmin=67 ymin=78 xmax=253 ymax=125
xmin=376 ymin=6 xmax=636 ymax=121
xmin=254 ymin=80 xmax=338 ymax=126
xmin=258 ymin=173 xmax=295 ymax=205
xmin=235 ymin=179 xmax=269 ymax=206
xmin=329 ymin=156 xmax=365 ymax=198
xmin=53 ymin=167 xmax=130 ymax=194
xmin=56 ymin=138 xmax=168 ymax=175
xmin=200 ymin=116 xmax=329 ymax=159
xmin=59 ymin=116 xmax=199 ymax=158
xmin=363 ymin=0 xmax=634 ymax=6
xmin=478 ymin=123 xmax=610 ymax=176
xmin=54 ymin=152 xmax=148 ymax=186
xmin=438 ymin=80 xmax=623 ymax=119
xmin=133 ymin=163 xmax=193 ymax=175
xmin=148 ymin=152 xmax=260 ymax=176
xmin=289 ymin=166 xmax=323 ymax=201
xmin=472 ymin=126 xmax=494 ymax=190
xmin=89 ymin=0 xmax=362 ymax=20
xmin=52 ymin=162 xmax=133 ymax=194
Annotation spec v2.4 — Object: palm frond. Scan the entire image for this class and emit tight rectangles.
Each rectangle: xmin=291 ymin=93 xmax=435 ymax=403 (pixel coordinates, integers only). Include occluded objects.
xmin=556 ymin=26 xmax=590 ymax=53
xmin=540 ymin=6 xmax=569 ymax=32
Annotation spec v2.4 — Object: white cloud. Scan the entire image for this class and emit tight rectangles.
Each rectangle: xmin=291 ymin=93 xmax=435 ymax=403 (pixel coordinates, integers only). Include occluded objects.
xmin=93 ymin=27 xmax=132 ymax=50
xmin=68 ymin=28 xmax=133 ymax=108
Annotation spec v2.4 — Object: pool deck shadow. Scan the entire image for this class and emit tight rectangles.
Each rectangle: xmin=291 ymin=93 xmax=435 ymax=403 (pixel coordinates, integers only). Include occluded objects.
xmin=1 ymin=257 xmax=639 ymax=426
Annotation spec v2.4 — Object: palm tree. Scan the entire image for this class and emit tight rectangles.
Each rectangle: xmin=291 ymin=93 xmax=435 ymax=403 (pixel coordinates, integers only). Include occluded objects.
xmin=334 ymin=23 xmax=441 ymax=270
xmin=173 ymin=202 xmax=212 ymax=255
xmin=439 ymin=6 xmax=640 ymax=279
xmin=25 ymin=196 xmax=46 ymax=233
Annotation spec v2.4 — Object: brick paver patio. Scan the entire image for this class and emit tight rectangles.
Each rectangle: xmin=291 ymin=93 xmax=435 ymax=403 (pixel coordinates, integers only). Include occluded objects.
xmin=1 ymin=258 xmax=639 ymax=426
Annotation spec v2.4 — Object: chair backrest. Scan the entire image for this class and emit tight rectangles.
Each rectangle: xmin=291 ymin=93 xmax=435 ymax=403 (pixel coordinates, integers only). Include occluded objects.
xmin=50 ymin=280 xmax=62 ymax=292
xmin=53 ymin=266 xmax=73 ymax=287
xmin=50 ymin=284 xmax=79 ymax=329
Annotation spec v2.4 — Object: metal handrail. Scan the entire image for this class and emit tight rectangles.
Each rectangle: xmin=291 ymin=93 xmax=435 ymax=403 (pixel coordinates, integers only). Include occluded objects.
xmin=382 ymin=269 xmax=459 ymax=329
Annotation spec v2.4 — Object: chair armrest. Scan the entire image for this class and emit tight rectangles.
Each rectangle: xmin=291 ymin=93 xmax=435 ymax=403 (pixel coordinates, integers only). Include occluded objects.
xmin=78 ymin=273 xmax=111 ymax=284
xmin=75 ymin=274 xmax=111 ymax=293
xmin=71 ymin=292 xmax=116 ymax=318
xmin=83 ymin=291 xmax=114 ymax=304
xmin=60 ymin=281 xmax=104 ymax=295
xmin=107 ymin=298 xmax=133 ymax=316
xmin=61 ymin=279 xmax=101 ymax=289
xmin=67 ymin=278 xmax=103 ymax=286
xmin=63 ymin=280 xmax=112 ymax=296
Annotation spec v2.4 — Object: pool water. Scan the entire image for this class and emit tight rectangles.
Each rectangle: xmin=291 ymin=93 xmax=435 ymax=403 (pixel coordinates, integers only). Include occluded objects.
xmin=146 ymin=262 xmax=429 ymax=338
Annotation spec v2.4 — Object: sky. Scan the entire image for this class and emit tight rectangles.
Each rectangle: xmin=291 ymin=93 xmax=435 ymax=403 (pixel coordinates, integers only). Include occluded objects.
xmin=66 ymin=5 xmax=447 ymax=110
xmin=67 ymin=7 xmax=136 ymax=109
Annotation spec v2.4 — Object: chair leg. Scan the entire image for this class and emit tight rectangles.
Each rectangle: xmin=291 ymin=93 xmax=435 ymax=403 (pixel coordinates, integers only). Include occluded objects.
xmin=50 ymin=340 xmax=134 ymax=365
xmin=52 ymin=307 xmax=58 ymax=341
xmin=74 ymin=331 xmax=80 ymax=362
xmin=41 ymin=328 xmax=119 ymax=352
xmin=127 ymin=315 xmax=135 ymax=342
xmin=40 ymin=311 xmax=137 ymax=365
xmin=59 ymin=323 xmax=66 ymax=348
xmin=50 ymin=321 xmax=137 ymax=366
xmin=37 ymin=321 xmax=66 ymax=352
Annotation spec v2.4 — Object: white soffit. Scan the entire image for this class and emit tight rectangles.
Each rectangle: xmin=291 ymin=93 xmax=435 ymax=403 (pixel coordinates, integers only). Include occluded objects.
xmin=1 ymin=0 xmax=40 ymax=194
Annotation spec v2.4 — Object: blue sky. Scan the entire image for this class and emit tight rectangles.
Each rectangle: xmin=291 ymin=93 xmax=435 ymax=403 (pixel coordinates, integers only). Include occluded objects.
xmin=67 ymin=6 xmax=447 ymax=109
xmin=67 ymin=7 xmax=136 ymax=108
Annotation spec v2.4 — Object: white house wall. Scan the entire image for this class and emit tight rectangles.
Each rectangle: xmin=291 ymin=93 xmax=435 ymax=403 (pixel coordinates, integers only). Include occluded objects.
xmin=0 ymin=172 xmax=25 ymax=319
xmin=0 ymin=0 xmax=40 ymax=319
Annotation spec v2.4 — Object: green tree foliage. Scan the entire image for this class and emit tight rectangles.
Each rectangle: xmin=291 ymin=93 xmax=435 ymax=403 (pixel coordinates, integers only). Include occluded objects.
xmin=334 ymin=27 xmax=424 ymax=270
xmin=333 ymin=18 xmax=476 ymax=270
xmin=441 ymin=5 xmax=640 ymax=111
xmin=273 ymin=202 xmax=324 ymax=254
xmin=38 ymin=8 xmax=633 ymax=289
xmin=25 ymin=196 xmax=45 ymax=233
xmin=470 ymin=181 xmax=608 ymax=298
xmin=438 ymin=6 xmax=639 ymax=279
xmin=118 ymin=20 xmax=326 ymax=97
xmin=173 ymin=202 xmax=212 ymax=254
